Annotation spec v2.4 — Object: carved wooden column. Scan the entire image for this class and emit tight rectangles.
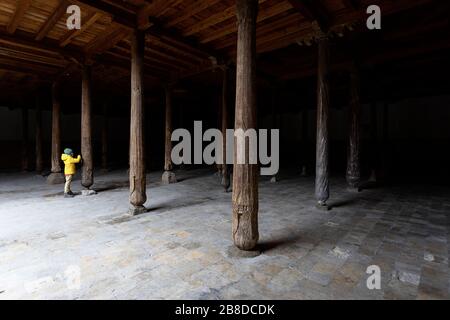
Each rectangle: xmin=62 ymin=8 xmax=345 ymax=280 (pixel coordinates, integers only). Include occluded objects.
xmin=346 ymin=69 xmax=361 ymax=190
xmin=162 ymin=85 xmax=177 ymax=184
xmin=301 ymin=108 xmax=308 ymax=177
xmin=221 ymin=67 xmax=231 ymax=191
xmin=35 ymin=93 xmax=43 ymax=174
xmin=232 ymin=0 xmax=259 ymax=252
xmin=315 ymin=31 xmax=331 ymax=210
xmin=270 ymin=87 xmax=278 ymax=183
xmin=47 ymin=82 xmax=65 ymax=184
xmin=101 ymin=103 xmax=108 ymax=172
xmin=129 ymin=29 xmax=147 ymax=215
xmin=21 ymin=105 xmax=29 ymax=172
xmin=81 ymin=64 xmax=95 ymax=195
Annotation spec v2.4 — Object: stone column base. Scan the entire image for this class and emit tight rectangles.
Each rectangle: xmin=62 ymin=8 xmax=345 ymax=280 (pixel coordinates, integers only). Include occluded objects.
xmin=221 ymin=175 xmax=231 ymax=192
xmin=301 ymin=165 xmax=307 ymax=177
xmin=82 ymin=189 xmax=97 ymax=196
xmin=129 ymin=205 xmax=147 ymax=216
xmin=368 ymin=169 xmax=377 ymax=182
xmin=47 ymin=172 xmax=65 ymax=185
xmin=316 ymin=201 xmax=331 ymax=211
xmin=227 ymin=245 xmax=261 ymax=258
xmin=162 ymin=171 xmax=177 ymax=184
xmin=347 ymin=186 xmax=362 ymax=193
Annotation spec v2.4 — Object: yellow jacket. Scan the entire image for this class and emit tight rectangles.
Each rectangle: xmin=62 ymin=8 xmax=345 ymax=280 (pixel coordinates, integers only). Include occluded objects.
xmin=61 ymin=154 xmax=81 ymax=175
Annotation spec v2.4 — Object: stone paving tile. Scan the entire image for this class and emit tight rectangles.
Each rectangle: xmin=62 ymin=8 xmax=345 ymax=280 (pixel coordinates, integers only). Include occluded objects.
xmin=0 ymin=169 xmax=449 ymax=300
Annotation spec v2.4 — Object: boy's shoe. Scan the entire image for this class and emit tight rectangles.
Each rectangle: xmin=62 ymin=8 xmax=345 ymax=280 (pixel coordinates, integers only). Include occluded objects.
xmin=67 ymin=191 xmax=75 ymax=196
xmin=64 ymin=193 xmax=74 ymax=198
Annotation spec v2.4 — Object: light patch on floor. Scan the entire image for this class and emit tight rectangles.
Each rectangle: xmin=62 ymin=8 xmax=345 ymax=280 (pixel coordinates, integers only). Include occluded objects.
xmin=0 ymin=169 xmax=449 ymax=300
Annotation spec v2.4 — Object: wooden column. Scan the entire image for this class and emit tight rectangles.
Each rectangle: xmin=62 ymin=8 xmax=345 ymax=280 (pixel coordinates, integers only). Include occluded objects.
xmin=129 ymin=29 xmax=147 ymax=215
xmin=368 ymin=102 xmax=378 ymax=182
xmin=381 ymin=102 xmax=389 ymax=181
xmin=232 ymin=0 xmax=259 ymax=251
xmin=221 ymin=68 xmax=231 ymax=191
xmin=101 ymin=103 xmax=108 ymax=172
xmin=21 ymin=105 xmax=29 ymax=171
xmin=81 ymin=65 xmax=95 ymax=192
xmin=301 ymin=109 xmax=308 ymax=176
xmin=162 ymin=85 xmax=177 ymax=184
xmin=35 ymin=94 xmax=43 ymax=174
xmin=346 ymin=69 xmax=361 ymax=189
xmin=47 ymin=82 xmax=65 ymax=184
xmin=270 ymin=87 xmax=278 ymax=183
xmin=315 ymin=33 xmax=331 ymax=209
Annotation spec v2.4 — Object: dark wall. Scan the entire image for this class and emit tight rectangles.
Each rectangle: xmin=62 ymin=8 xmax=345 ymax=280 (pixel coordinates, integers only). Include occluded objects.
xmin=2 ymin=93 xmax=450 ymax=184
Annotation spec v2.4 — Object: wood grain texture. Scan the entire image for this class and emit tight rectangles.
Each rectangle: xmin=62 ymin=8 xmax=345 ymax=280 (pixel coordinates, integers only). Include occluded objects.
xmin=232 ymin=0 xmax=259 ymax=251
xmin=315 ymin=36 xmax=330 ymax=204
xmin=221 ymin=67 xmax=230 ymax=191
xmin=346 ymin=69 xmax=361 ymax=188
xmin=129 ymin=29 xmax=147 ymax=209
xmin=35 ymin=93 xmax=43 ymax=173
xmin=81 ymin=64 xmax=94 ymax=189
xmin=50 ymin=82 xmax=62 ymax=174
xmin=164 ymin=85 xmax=173 ymax=172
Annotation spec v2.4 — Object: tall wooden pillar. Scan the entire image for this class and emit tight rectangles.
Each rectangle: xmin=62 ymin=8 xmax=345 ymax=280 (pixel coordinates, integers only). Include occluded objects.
xmin=162 ymin=85 xmax=177 ymax=184
xmin=21 ymin=105 xmax=29 ymax=171
xmin=221 ymin=68 xmax=230 ymax=191
xmin=101 ymin=103 xmax=108 ymax=172
xmin=47 ymin=82 xmax=65 ymax=184
xmin=315 ymin=33 xmax=331 ymax=209
xmin=269 ymin=87 xmax=279 ymax=183
xmin=35 ymin=94 xmax=43 ymax=174
xmin=346 ymin=69 xmax=361 ymax=189
xmin=381 ymin=102 xmax=389 ymax=181
xmin=129 ymin=29 xmax=147 ymax=215
xmin=301 ymin=109 xmax=308 ymax=176
xmin=368 ymin=102 xmax=378 ymax=182
xmin=81 ymin=65 xmax=95 ymax=192
xmin=232 ymin=0 xmax=259 ymax=251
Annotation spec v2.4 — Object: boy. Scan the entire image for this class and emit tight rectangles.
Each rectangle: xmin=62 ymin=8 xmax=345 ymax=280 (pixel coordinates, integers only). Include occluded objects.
xmin=61 ymin=148 xmax=82 ymax=198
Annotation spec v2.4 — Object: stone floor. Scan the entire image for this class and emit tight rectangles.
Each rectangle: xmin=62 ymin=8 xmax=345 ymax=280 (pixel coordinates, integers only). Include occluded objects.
xmin=0 ymin=168 xmax=449 ymax=300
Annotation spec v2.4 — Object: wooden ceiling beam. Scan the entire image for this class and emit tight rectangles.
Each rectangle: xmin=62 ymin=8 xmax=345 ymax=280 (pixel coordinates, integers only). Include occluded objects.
xmin=35 ymin=0 xmax=69 ymax=41
xmin=288 ymin=0 xmax=330 ymax=31
xmin=72 ymin=0 xmax=136 ymax=30
xmin=59 ymin=12 xmax=103 ymax=47
xmin=199 ymin=1 xmax=295 ymax=44
xmin=0 ymin=57 xmax=61 ymax=77
xmin=75 ymin=0 xmax=221 ymax=64
xmin=0 ymin=27 xmax=83 ymax=62
xmin=84 ymin=23 xmax=129 ymax=55
xmin=7 ymin=0 xmax=32 ymax=34
xmin=164 ymin=0 xmax=222 ymax=28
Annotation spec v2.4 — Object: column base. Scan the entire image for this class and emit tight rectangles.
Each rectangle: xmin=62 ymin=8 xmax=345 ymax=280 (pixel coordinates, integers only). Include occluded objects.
xmin=316 ymin=201 xmax=331 ymax=211
xmin=47 ymin=172 xmax=65 ymax=185
xmin=346 ymin=186 xmax=362 ymax=193
xmin=129 ymin=205 xmax=147 ymax=216
xmin=162 ymin=171 xmax=177 ymax=184
xmin=368 ymin=169 xmax=377 ymax=182
xmin=301 ymin=165 xmax=307 ymax=177
xmin=82 ymin=189 xmax=97 ymax=196
xmin=221 ymin=175 xmax=231 ymax=192
xmin=227 ymin=245 xmax=261 ymax=258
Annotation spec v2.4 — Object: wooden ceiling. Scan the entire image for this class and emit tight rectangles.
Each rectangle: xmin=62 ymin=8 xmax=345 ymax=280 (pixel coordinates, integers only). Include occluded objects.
xmin=0 ymin=0 xmax=442 ymax=98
